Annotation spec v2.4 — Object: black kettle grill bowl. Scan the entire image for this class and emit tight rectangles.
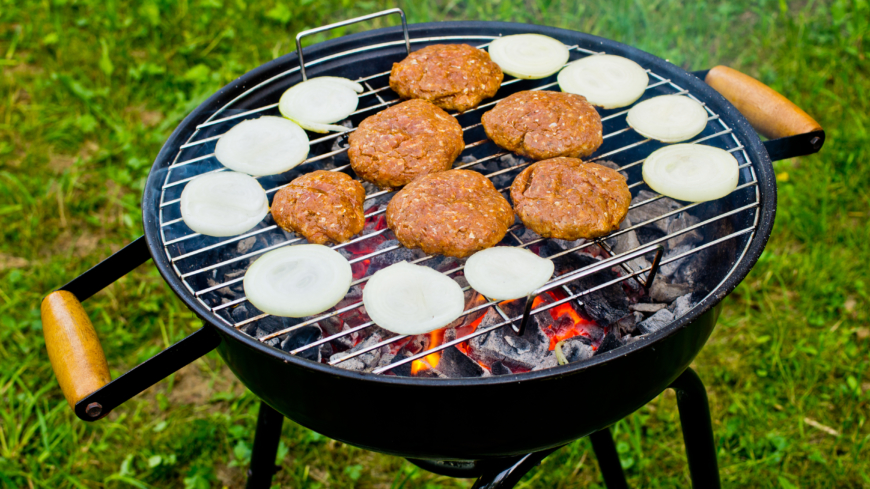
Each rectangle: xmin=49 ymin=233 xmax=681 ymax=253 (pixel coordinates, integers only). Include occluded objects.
xmin=141 ymin=21 xmax=775 ymax=460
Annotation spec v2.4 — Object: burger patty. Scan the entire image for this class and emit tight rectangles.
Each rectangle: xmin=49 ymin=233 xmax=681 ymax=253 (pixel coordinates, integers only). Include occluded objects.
xmin=271 ymin=170 xmax=366 ymax=245
xmin=387 ymin=169 xmax=515 ymax=258
xmin=482 ymin=91 xmax=603 ymax=160
xmin=510 ymin=157 xmax=630 ymax=240
xmin=389 ymin=44 xmax=503 ymax=113
xmin=348 ymin=99 xmax=464 ymax=189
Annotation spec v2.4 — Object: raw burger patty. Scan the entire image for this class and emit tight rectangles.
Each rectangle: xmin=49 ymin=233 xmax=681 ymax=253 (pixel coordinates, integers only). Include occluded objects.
xmin=482 ymin=91 xmax=603 ymax=160
xmin=271 ymin=170 xmax=365 ymax=245
xmin=387 ymin=169 xmax=515 ymax=258
xmin=389 ymin=44 xmax=503 ymax=113
xmin=510 ymin=157 xmax=630 ymax=240
xmin=348 ymin=99 xmax=464 ymax=189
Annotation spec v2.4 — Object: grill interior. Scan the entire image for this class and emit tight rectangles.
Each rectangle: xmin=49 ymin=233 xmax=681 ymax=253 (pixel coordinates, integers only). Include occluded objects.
xmin=152 ymin=33 xmax=760 ymax=377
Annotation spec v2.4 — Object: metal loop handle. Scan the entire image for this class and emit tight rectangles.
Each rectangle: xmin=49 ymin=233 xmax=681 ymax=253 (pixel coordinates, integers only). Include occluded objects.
xmin=295 ymin=8 xmax=410 ymax=81
xmin=514 ymin=243 xmax=665 ymax=335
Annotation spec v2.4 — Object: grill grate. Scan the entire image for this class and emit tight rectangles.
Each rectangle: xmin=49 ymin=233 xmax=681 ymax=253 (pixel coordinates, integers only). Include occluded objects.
xmin=156 ymin=34 xmax=760 ymax=375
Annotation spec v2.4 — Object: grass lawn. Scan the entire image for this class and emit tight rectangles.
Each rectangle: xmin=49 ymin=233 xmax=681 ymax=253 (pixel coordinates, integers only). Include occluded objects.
xmin=1 ymin=0 xmax=868 ymax=487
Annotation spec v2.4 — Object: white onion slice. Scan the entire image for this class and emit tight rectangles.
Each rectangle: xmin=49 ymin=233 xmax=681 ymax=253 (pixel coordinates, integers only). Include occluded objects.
xmin=558 ymin=55 xmax=649 ymax=109
xmin=642 ymin=144 xmax=739 ymax=202
xmin=292 ymin=120 xmax=350 ymax=134
xmin=362 ymin=262 xmax=465 ymax=336
xmin=488 ymin=34 xmax=570 ymax=79
xmin=215 ymin=116 xmax=309 ymax=176
xmin=279 ymin=77 xmax=363 ymax=133
xmin=180 ymin=171 xmax=268 ymax=237
xmin=243 ymin=245 xmax=352 ymax=318
xmin=464 ymin=247 xmax=555 ymax=300
xmin=626 ymin=95 xmax=709 ymax=143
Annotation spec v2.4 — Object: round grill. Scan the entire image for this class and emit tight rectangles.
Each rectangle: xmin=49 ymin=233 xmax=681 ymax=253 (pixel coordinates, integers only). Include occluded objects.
xmin=146 ymin=23 xmax=765 ymax=379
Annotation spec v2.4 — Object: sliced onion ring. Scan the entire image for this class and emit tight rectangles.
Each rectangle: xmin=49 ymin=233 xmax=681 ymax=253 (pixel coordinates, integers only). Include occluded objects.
xmin=215 ymin=116 xmax=309 ymax=176
xmin=642 ymin=144 xmax=739 ymax=202
xmin=626 ymin=95 xmax=709 ymax=143
xmin=488 ymin=34 xmax=570 ymax=80
xmin=279 ymin=77 xmax=363 ymax=133
xmin=362 ymin=262 xmax=465 ymax=336
xmin=180 ymin=171 xmax=269 ymax=237
xmin=464 ymin=247 xmax=554 ymax=300
xmin=558 ymin=55 xmax=649 ymax=109
xmin=243 ymin=245 xmax=352 ymax=318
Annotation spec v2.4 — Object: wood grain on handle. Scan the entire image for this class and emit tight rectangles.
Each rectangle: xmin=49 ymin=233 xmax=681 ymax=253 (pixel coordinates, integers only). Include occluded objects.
xmin=705 ymin=65 xmax=822 ymax=140
xmin=41 ymin=290 xmax=111 ymax=410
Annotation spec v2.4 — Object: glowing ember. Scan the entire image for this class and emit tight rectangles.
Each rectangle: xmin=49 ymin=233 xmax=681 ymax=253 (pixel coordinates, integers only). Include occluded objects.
xmin=409 ymin=290 xmax=597 ymax=375
xmin=455 ymin=313 xmax=489 ymax=371
xmin=411 ymin=328 xmax=445 ymax=374
xmin=536 ymin=290 xmax=598 ymax=350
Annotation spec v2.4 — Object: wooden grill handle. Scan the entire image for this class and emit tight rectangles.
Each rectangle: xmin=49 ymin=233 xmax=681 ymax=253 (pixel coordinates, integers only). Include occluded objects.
xmin=705 ymin=65 xmax=822 ymax=140
xmin=41 ymin=291 xmax=111 ymax=412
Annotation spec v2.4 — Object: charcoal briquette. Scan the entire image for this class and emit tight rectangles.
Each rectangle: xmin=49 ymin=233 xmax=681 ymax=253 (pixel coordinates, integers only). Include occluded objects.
xmin=636 ymin=309 xmax=675 ymax=335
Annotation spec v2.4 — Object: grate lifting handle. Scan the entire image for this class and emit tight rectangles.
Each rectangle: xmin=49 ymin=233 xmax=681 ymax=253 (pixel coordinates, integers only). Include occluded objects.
xmin=295 ymin=8 xmax=410 ymax=81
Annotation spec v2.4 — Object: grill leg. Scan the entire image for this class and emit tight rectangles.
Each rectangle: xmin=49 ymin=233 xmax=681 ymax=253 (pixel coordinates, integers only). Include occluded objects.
xmin=670 ymin=367 xmax=721 ymax=489
xmin=246 ymin=401 xmax=284 ymax=489
xmin=589 ymin=428 xmax=629 ymax=489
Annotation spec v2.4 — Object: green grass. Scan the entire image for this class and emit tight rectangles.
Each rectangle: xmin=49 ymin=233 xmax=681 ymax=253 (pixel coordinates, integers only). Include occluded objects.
xmin=1 ymin=0 xmax=868 ymax=487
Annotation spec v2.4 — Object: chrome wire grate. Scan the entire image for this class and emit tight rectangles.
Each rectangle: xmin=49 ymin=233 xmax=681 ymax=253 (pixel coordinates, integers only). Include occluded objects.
xmin=156 ymin=32 xmax=760 ymax=375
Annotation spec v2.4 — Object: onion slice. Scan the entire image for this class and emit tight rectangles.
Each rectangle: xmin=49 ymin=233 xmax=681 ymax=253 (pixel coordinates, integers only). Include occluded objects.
xmin=642 ymin=144 xmax=739 ymax=202
xmin=464 ymin=247 xmax=554 ymax=300
xmin=279 ymin=77 xmax=363 ymax=133
xmin=626 ymin=95 xmax=708 ymax=142
xmin=180 ymin=171 xmax=269 ymax=237
xmin=558 ymin=55 xmax=649 ymax=109
xmin=215 ymin=116 xmax=310 ymax=176
xmin=488 ymin=34 xmax=570 ymax=80
xmin=362 ymin=262 xmax=465 ymax=336
xmin=243 ymin=245 xmax=352 ymax=318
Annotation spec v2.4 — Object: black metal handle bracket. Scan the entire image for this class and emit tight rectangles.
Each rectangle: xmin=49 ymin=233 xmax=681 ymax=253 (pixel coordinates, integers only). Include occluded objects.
xmin=762 ymin=130 xmax=825 ymax=162
xmin=59 ymin=235 xmax=151 ymax=301
xmin=75 ymin=326 xmax=221 ymax=421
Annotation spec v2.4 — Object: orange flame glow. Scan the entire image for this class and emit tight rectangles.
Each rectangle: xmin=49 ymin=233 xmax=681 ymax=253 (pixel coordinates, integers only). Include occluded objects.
xmin=455 ymin=313 xmax=489 ymax=370
xmin=410 ymin=328 xmax=445 ymax=374
xmin=408 ymin=291 xmax=595 ymax=375
xmin=546 ymin=302 xmax=589 ymax=349
xmin=536 ymin=290 xmax=596 ymax=350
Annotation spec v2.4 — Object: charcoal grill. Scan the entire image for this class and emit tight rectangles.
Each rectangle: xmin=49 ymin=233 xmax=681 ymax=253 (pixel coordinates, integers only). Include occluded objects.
xmin=41 ymin=9 xmax=823 ymax=488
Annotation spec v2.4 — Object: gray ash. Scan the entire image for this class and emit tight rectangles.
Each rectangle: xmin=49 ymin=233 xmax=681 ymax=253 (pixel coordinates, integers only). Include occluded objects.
xmin=466 ymin=308 xmax=549 ymax=371
xmin=328 ymin=334 xmax=390 ymax=373
xmin=558 ymin=336 xmax=594 ymax=363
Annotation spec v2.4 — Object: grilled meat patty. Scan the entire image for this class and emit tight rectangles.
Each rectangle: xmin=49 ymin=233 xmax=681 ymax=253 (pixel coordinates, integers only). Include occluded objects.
xmin=387 ymin=169 xmax=515 ymax=258
xmin=510 ymin=157 xmax=630 ymax=240
xmin=271 ymin=170 xmax=365 ymax=245
xmin=482 ymin=91 xmax=603 ymax=160
xmin=348 ymin=99 xmax=464 ymax=189
xmin=389 ymin=44 xmax=503 ymax=113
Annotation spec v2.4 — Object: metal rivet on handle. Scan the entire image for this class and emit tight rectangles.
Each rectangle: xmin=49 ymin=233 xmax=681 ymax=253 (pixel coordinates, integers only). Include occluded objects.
xmin=86 ymin=402 xmax=103 ymax=418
